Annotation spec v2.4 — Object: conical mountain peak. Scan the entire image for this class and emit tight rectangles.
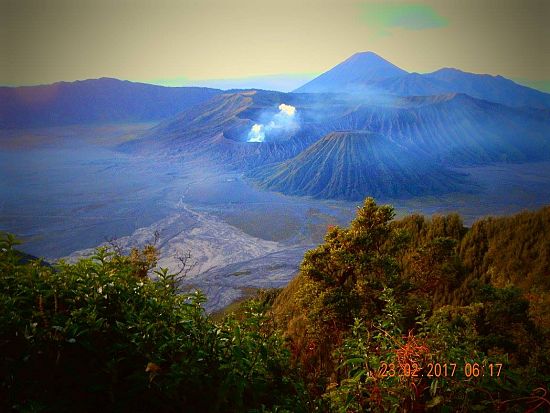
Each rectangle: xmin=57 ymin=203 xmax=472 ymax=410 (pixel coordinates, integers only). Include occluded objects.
xmin=294 ymin=52 xmax=407 ymax=93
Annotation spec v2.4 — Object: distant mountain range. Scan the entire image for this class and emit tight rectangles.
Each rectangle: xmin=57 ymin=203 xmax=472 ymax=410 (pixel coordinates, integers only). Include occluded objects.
xmin=3 ymin=52 xmax=550 ymax=201
xmin=250 ymin=93 xmax=549 ymax=200
xmin=120 ymin=86 xmax=550 ymax=199
xmin=295 ymin=52 xmax=550 ymax=110
xmin=0 ymin=78 xmax=221 ymax=128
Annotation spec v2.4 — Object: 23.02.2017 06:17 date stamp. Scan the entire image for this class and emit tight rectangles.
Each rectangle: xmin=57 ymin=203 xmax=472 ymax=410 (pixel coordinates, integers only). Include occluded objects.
xmin=378 ymin=361 xmax=503 ymax=379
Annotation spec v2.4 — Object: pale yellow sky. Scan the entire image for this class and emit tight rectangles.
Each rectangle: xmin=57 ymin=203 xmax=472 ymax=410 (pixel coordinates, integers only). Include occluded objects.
xmin=1 ymin=0 xmax=549 ymax=90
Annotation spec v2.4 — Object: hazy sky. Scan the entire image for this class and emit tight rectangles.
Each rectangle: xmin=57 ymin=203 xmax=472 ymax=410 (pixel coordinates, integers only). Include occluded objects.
xmin=1 ymin=0 xmax=549 ymax=91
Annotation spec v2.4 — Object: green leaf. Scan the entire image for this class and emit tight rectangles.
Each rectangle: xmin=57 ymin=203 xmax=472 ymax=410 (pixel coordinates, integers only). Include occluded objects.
xmin=426 ymin=396 xmax=443 ymax=408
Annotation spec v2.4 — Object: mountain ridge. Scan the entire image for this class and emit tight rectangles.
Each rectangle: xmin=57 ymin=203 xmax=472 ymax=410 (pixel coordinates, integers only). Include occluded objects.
xmin=123 ymin=88 xmax=550 ymax=179
xmin=0 ymin=78 xmax=223 ymax=128
xmin=294 ymin=52 xmax=550 ymax=109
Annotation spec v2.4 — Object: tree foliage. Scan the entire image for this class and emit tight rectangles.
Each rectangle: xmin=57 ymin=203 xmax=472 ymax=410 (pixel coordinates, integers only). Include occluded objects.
xmin=2 ymin=200 xmax=550 ymax=412
xmin=0 ymin=236 xmax=304 ymax=413
xmin=272 ymin=199 xmax=550 ymax=411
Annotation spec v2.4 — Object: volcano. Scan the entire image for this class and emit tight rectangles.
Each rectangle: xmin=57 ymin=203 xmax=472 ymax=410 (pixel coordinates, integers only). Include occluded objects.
xmin=250 ymin=130 xmax=472 ymax=200
xmin=294 ymin=51 xmax=407 ymax=94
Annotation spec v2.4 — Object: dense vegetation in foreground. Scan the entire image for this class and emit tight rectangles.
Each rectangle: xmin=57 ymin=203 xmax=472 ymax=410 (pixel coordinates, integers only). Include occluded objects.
xmin=1 ymin=200 xmax=549 ymax=412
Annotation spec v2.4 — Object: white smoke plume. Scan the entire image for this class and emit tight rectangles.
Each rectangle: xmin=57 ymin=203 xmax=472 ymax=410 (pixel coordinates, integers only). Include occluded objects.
xmin=278 ymin=103 xmax=296 ymax=116
xmin=247 ymin=124 xmax=265 ymax=143
xmin=247 ymin=103 xmax=298 ymax=143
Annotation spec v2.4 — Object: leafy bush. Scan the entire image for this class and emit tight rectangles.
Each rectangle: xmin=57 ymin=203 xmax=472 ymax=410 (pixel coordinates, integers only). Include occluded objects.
xmin=0 ymin=234 xmax=304 ymax=412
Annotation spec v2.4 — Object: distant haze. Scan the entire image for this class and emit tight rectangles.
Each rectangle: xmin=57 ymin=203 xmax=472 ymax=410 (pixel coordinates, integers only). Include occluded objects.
xmin=1 ymin=0 xmax=549 ymax=92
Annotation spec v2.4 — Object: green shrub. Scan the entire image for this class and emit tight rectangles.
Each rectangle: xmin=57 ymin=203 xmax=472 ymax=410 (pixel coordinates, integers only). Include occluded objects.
xmin=0 ymin=235 xmax=304 ymax=413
